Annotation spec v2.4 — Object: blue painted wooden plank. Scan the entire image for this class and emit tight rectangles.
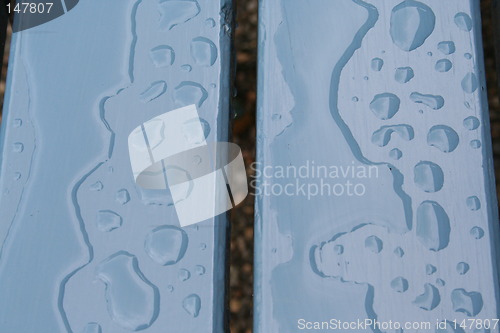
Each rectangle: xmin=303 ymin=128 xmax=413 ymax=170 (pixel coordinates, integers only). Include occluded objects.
xmin=0 ymin=0 xmax=232 ymax=332
xmin=255 ymin=1 xmax=500 ymax=332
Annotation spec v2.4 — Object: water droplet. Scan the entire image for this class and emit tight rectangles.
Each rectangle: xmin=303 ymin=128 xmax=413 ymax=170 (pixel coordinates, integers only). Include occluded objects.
xmin=334 ymin=245 xmax=344 ymax=255
xmin=372 ymin=125 xmax=414 ymax=147
xmin=436 ymin=279 xmax=445 ymax=287
xmin=178 ymin=268 xmax=191 ymax=281
xmin=199 ymin=243 xmax=207 ymax=250
xmin=205 ymin=18 xmax=216 ymax=28
xmin=435 ymin=59 xmax=453 ymax=72
xmin=271 ymin=248 xmax=277 ymax=253
xmin=90 ymin=181 xmax=103 ymax=191
xmin=394 ymin=247 xmax=404 ymax=257
xmin=12 ymin=118 xmax=22 ymax=128
xmin=182 ymin=117 xmax=210 ymax=144
xmin=183 ymin=294 xmax=201 ymax=317
xmin=145 ymin=226 xmax=188 ymax=266
xmin=465 ymin=53 xmax=473 ymax=59
xmin=181 ymin=64 xmax=192 ymax=72
xmin=167 ymin=285 xmax=174 ymax=292
xmin=413 ymin=283 xmax=440 ymax=311
xmin=427 ymin=125 xmax=459 ymax=153
xmin=82 ymin=322 xmax=102 ymax=333
xmin=426 ymin=264 xmax=437 ymax=275
xmin=451 ymin=289 xmax=483 ymax=316
xmin=365 ymin=235 xmax=383 ymax=253
xmin=96 ymin=210 xmax=123 ymax=232
xmin=395 ymin=67 xmax=414 ymax=83
xmin=462 ymin=73 xmax=478 ymax=93
xmin=390 ymin=1 xmax=435 ymax=51
xmin=391 ymin=277 xmax=408 ymax=293
xmin=389 ymin=148 xmax=403 ymax=160
xmin=12 ymin=142 xmax=24 ymax=153
xmin=466 ymin=196 xmax=481 ymax=211
xmin=363 ymin=76 xmax=369 ymax=81
xmin=149 ymin=45 xmax=175 ymax=67
xmin=174 ymin=82 xmax=208 ymax=107
xmin=140 ymin=81 xmax=167 ymax=103
xmin=455 ymin=12 xmax=473 ymax=32
xmin=470 ymin=226 xmax=484 ymax=239
xmin=438 ymin=41 xmax=456 ymax=55
xmin=97 ymin=252 xmax=159 ymax=331
xmin=115 ymin=189 xmax=130 ymax=205
xmin=210 ymin=83 xmax=216 ymax=88
xmin=470 ymin=140 xmax=481 ymax=149
xmin=352 ymin=96 xmax=359 ymax=102
xmin=416 ymin=201 xmax=450 ymax=251
xmin=369 ymin=93 xmax=401 ymax=120
xmin=272 ymin=114 xmax=282 ymax=121
xmin=371 ymin=58 xmax=384 ymax=71
xmin=194 ymin=265 xmax=206 ymax=275
xmin=410 ymin=92 xmax=445 ymax=110
xmin=13 ymin=172 xmax=21 ymax=181
xmin=427 ymin=51 xmax=433 ymax=56
xmin=191 ymin=37 xmax=218 ymax=67
xmin=456 ymin=262 xmax=470 ymax=275
xmin=159 ymin=0 xmax=200 ymax=30
xmin=414 ymin=161 xmax=444 ymax=193
xmin=463 ymin=116 xmax=480 ymax=130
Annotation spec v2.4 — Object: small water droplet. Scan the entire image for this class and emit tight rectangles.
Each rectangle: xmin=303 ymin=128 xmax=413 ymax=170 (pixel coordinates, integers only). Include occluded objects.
xmin=181 ymin=64 xmax=192 ymax=72
xmin=140 ymin=81 xmax=167 ymax=103
xmin=115 ymin=189 xmax=130 ymax=205
xmin=182 ymin=117 xmax=210 ymax=144
xmin=12 ymin=118 xmax=22 ymax=128
xmin=410 ymin=92 xmax=445 ymax=110
xmin=334 ymin=245 xmax=344 ymax=255
xmin=365 ymin=235 xmax=383 ymax=253
xmin=426 ymin=264 xmax=437 ymax=275
xmin=352 ymin=96 xmax=359 ymax=102
xmin=145 ymin=226 xmax=188 ymax=266
xmin=438 ymin=41 xmax=456 ymax=55
xmin=178 ymin=268 xmax=191 ymax=282
xmin=390 ymin=1 xmax=436 ymax=51
xmin=436 ymin=279 xmax=445 ymax=287
xmin=451 ymin=288 xmax=483 ymax=316
xmin=370 ymin=93 xmax=401 ymax=120
xmin=96 ymin=210 xmax=123 ymax=232
xmin=183 ymin=294 xmax=201 ymax=317
xmin=200 ymin=243 xmax=207 ymax=250
xmin=13 ymin=172 xmax=21 ymax=181
xmin=464 ymin=52 xmax=473 ymax=59
xmin=82 ymin=322 xmax=102 ymax=333
xmin=194 ymin=265 xmax=206 ymax=275
xmin=427 ymin=125 xmax=459 ymax=153
xmin=167 ymin=285 xmax=174 ymax=292
xmin=389 ymin=148 xmax=403 ymax=160
xmin=413 ymin=283 xmax=440 ymax=311
xmin=463 ymin=116 xmax=480 ymax=130
xmin=470 ymin=140 xmax=481 ymax=149
xmin=149 ymin=45 xmax=175 ymax=67
xmin=466 ymin=196 xmax=481 ymax=211
xmin=90 ymin=181 xmax=103 ymax=191
xmin=205 ymin=18 xmax=216 ymax=28
xmin=174 ymin=82 xmax=208 ymax=107
xmin=462 ymin=73 xmax=478 ymax=93
xmin=435 ymin=59 xmax=453 ymax=72
xmin=12 ymin=142 xmax=24 ymax=153
xmin=371 ymin=58 xmax=384 ymax=71
xmin=455 ymin=12 xmax=473 ymax=32
xmin=394 ymin=247 xmax=405 ymax=257
xmin=271 ymin=248 xmax=277 ymax=253
xmin=391 ymin=277 xmax=408 ymax=293
xmin=272 ymin=114 xmax=282 ymax=121
xmin=414 ymin=161 xmax=444 ymax=193
xmin=209 ymin=83 xmax=216 ymax=88
xmin=416 ymin=201 xmax=450 ymax=251
xmin=427 ymin=51 xmax=433 ymax=56
xmin=191 ymin=37 xmax=218 ymax=67
xmin=363 ymin=76 xmax=369 ymax=81
xmin=395 ymin=67 xmax=414 ymax=83
xmin=159 ymin=0 xmax=200 ymax=30
xmin=456 ymin=262 xmax=470 ymax=275
xmin=470 ymin=226 xmax=484 ymax=239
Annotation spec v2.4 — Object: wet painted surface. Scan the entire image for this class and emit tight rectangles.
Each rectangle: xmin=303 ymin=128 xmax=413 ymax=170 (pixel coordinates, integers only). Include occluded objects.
xmin=256 ymin=1 xmax=500 ymax=332
xmin=0 ymin=0 xmax=232 ymax=332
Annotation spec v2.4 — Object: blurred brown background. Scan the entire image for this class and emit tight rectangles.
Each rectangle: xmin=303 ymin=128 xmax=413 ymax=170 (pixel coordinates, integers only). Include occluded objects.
xmin=0 ymin=1 xmax=499 ymax=332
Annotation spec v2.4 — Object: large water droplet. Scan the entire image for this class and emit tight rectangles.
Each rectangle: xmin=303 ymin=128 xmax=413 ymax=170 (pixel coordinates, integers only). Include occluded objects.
xmin=413 ymin=283 xmax=440 ymax=310
xmin=410 ymin=92 xmax=444 ymax=110
xmin=451 ymin=289 xmax=483 ymax=316
xmin=391 ymin=277 xmax=408 ymax=293
xmin=371 ymin=125 xmax=414 ymax=147
xmin=365 ymin=235 xmax=383 ymax=253
xmin=140 ymin=81 xmax=167 ymax=103
xmin=462 ymin=73 xmax=478 ymax=93
xmin=159 ymin=0 xmax=200 ymax=30
xmin=97 ymin=252 xmax=159 ymax=331
xmin=174 ymin=82 xmax=208 ymax=107
xmin=463 ymin=116 xmax=480 ymax=130
xmin=82 ymin=323 xmax=102 ymax=333
xmin=456 ymin=262 xmax=470 ymax=275
xmin=371 ymin=58 xmax=384 ymax=71
xmin=395 ymin=67 xmax=414 ymax=83
xmin=455 ymin=12 xmax=473 ymax=32
xmin=416 ymin=201 xmax=450 ymax=251
xmin=191 ymin=37 xmax=218 ymax=67
xmin=96 ymin=210 xmax=123 ymax=232
xmin=438 ymin=41 xmax=456 ymax=55
xmin=390 ymin=1 xmax=436 ymax=51
xmin=183 ymin=294 xmax=201 ymax=317
xmin=370 ymin=93 xmax=400 ymax=120
xmin=435 ymin=59 xmax=452 ymax=72
xmin=427 ymin=125 xmax=459 ymax=153
xmin=414 ymin=161 xmax=444 ymax=192
xmin=149 ymin=45 xmax=175 ymax=67
xmin=470 ymin=226 xmax=484 ymax=239
xmin=466 ymin=196 xmax=481 ymax=211
xmin=145 ymin=226 xmax=188 ymax=266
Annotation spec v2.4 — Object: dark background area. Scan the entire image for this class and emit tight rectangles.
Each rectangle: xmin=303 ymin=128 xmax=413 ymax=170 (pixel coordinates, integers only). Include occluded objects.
xmin=0 ymin=1 xmax=498 ymax=332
